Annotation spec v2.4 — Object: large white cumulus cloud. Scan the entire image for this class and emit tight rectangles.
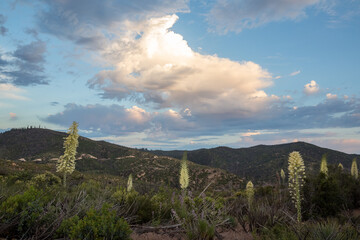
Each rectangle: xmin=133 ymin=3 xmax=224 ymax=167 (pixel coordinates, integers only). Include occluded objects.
xmin=89 ymin=15 xmax=276 ymax=117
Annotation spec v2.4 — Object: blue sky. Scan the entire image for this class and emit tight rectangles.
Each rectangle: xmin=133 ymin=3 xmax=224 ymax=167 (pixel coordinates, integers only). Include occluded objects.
xmin=1 ymin=0 xmax=360 ymax=153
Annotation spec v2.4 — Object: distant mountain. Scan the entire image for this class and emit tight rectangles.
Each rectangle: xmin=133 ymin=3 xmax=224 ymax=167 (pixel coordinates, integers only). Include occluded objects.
xmin=0 ymin=128 xmax=243 ymax=191
xmin=148 ymin=142 xmax=360 ymax=183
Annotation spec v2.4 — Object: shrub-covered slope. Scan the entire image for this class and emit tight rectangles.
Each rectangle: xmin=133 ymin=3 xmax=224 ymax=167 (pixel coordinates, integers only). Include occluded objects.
xmin=149 ymin=142 xmax=360 ymax=183
xmin=0 ymin=128 xmax=243 ymax=191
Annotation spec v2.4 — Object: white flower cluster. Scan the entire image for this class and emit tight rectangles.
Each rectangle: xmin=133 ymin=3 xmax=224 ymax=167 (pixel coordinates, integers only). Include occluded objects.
xmin=320 ymin=155 xmax=328 ymax=176
xmin=246 ymin=181 xmax=254 ymax=207
xmin=179 ymin=152 xmax=189 ymax=190
xmin=288 ymin=151 xmax=306 ymax=223
xmin=56 ymin=122 xmax=79 ymax=186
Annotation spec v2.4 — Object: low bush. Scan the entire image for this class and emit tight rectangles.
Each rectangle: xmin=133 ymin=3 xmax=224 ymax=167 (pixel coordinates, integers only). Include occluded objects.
xmin=58 ymin=204 xmax=132 ymax=240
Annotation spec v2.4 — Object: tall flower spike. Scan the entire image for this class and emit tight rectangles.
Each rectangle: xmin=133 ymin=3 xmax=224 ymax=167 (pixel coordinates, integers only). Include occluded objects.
xmin=338 ymin=163 xmax=344 ymax=170
xmin=57 ymin=121 xmax=79 ymax=187
xmin=280 ymin=169 xmax=286 ymax=184
xmin=246 ymin=181 xmax=254 ymax=207
xmin=288 ymin=151 xmax=306 ymax=223
xmin=127 ymin=174 xmax=133 ymax=192
xmin=320 ymin=154 xmax=328 ymax=176
xmin=351 ymin=158 xmax=358 ymax=179
xmin=179 ymin=151 xmax=189 ymax=189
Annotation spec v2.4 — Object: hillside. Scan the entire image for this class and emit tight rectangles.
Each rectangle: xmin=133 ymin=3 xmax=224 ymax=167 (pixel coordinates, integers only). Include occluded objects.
xmin=149 ymin=142 xmax=360 ymax=183
xmin=0 ymin=128 xmax=243 ymax=191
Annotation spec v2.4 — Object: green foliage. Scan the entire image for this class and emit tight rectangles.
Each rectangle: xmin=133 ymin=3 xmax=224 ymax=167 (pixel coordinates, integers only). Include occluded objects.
xmin=111 ymin=187 xmax=160 ymax=223
xmin=303 ymin=165 xmax=360 ymax=219
xmin=30 ymin=171 xmax=61 ymax=188
xmin=0 ymin=186 xmax=54 ymax=237
xmin=186 ymin=219 xmax=215 ymax=240
xmin=255 ymin=224 xmax=298 ymax=240
xmin=172 ymin=192 xmax=226 ymax=240
xmin=305 ymin=173 xmax=342 ymax=218
xmin=288 ymin=151 xmax=306 ymax=223
xmin=305 ymin=219 xmax=359 ymax=240
xmin=57 ymin=121 xmax=79 ymax=187
xmin=256 ymin=219 xmax=359 ymax=240
xmin=59 ymin=204 xmax=132 ymax=240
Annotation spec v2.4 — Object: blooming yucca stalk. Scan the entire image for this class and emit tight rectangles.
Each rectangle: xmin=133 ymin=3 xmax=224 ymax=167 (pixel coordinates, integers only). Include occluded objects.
xmin=351 ymin=158 xmax=358 ymax=179
xmin=288 ymin=151 xmax=306 ymax=223
xmin=127 ymin=174 xmax=133 ymax=192
xmin=57 ymin=121 xmax=79 ymax=187
xmin=320 ymin=154 xmax=328 ymax=176
xmin=280 ymin=169 xmax=286 ymax=184
xmin=338 ymin=163 xmax=344 ymax=170
xmin=179 ymin=151 xmax=189 ymax=190
xmin=246 ymin=181 xmax=254 ymax=207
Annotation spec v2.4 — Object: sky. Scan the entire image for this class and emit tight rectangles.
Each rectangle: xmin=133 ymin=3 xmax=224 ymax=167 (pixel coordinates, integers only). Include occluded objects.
xmin=0 ymin=0 xmax=360 ymax=153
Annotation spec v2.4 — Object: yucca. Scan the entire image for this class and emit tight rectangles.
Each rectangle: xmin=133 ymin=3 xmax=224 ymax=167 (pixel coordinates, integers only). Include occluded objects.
xmin=280 ymin=169 xmax=286 ymax=184
xmin=288 ymin=151 xmax=306 ymax=223
xmin=179 ymin=151 xmax=189 ymax=189
xmin=320 ymin=154 xmax=328 ymax=176
xmin=127 ymin=174 xmax=133 ymax=192
xmin=351 ymin=158 xmax=358 ymax=179
xmin=338 ymin=163 xmax=344 ymax=170
xmin=57 ymin=121 xmax=79 ymax=187
xmin=246 ymin=181 xmax=254 ymax=207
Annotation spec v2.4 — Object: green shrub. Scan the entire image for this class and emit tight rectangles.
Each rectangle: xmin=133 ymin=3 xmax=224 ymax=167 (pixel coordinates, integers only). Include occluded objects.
xmin=255 ymin=224 xmax=297 ymax=240
xmin=58 ymin=204 xmax=132 ymax=240
xmin=306 ymin=219 xmax=359 ymax=240
xmin=303 ymin=166 xmax=360 ymax=219
xmin=0 ymin=186 xmax=51 ymax=237
xmin=30 ymin=171 xmax=61 ymax=188
xmin=172 ymin=192 xmax=226 ymax=240
xmin=186 ymin=219 xmax=215 ymax=240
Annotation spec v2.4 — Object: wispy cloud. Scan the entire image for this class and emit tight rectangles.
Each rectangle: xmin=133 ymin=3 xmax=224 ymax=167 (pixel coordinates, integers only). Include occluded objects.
xmin=0 ymin=83 xmax=29 ymax=101
xmin=0 ymin=41 xmax=48 ymax=86
xmin=290 ymin=70 xmax=301 ymax=76
xmin=208 ymin=0 xmax=326 ymax=33
xmin=44 ymin=96 xmax=360 ymax=142
xmin=0 ymin=14 xmax=8 ymax=36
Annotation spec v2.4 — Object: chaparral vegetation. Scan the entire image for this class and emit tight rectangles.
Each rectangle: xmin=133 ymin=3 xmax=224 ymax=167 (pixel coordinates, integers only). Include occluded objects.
xmin=0 ymin=127 xmax=360 ymax=239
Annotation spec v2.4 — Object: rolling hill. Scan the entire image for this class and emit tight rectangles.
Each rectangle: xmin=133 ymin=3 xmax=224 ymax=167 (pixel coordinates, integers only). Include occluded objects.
xmin=149 ymin=143 xmax=360 ymax=183
xmin=1 ymin=128 xmax=359 ymax=184
xmin=0 ymin=128 xmax=243 ymax=191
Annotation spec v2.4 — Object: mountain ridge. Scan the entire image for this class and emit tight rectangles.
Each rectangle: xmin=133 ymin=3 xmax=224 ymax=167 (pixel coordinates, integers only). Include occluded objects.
xmin=0 ymin=128 xmax=243 ymax=191
xmin=148 ymin=141 xmax=359 ymax=183
xmin=1 ymin=128 xmax=359 ymax=183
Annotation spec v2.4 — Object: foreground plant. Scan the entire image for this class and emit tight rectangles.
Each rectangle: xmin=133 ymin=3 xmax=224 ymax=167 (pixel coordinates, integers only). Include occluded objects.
xmin=320 ymin=154 xmax=328 ymax=176
xmin=127 ymin=174 xmax=133 ymax=192
xmin=338 ymin=163 xmax=344 ymax=170
xmin=179 ymin=151 xmax=189 ymax=190
xmin=351 ymin=158 xmax=358 ymax=179
xmin=288 ymin=151 xmax=306 ymax=223
xmin=280 ymin=169 xmax=286 ymax=184
xmin=246 ymin=181 xmax=254 ymax=207
xmin=57 ymin=121 xmax=79 ymax=187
